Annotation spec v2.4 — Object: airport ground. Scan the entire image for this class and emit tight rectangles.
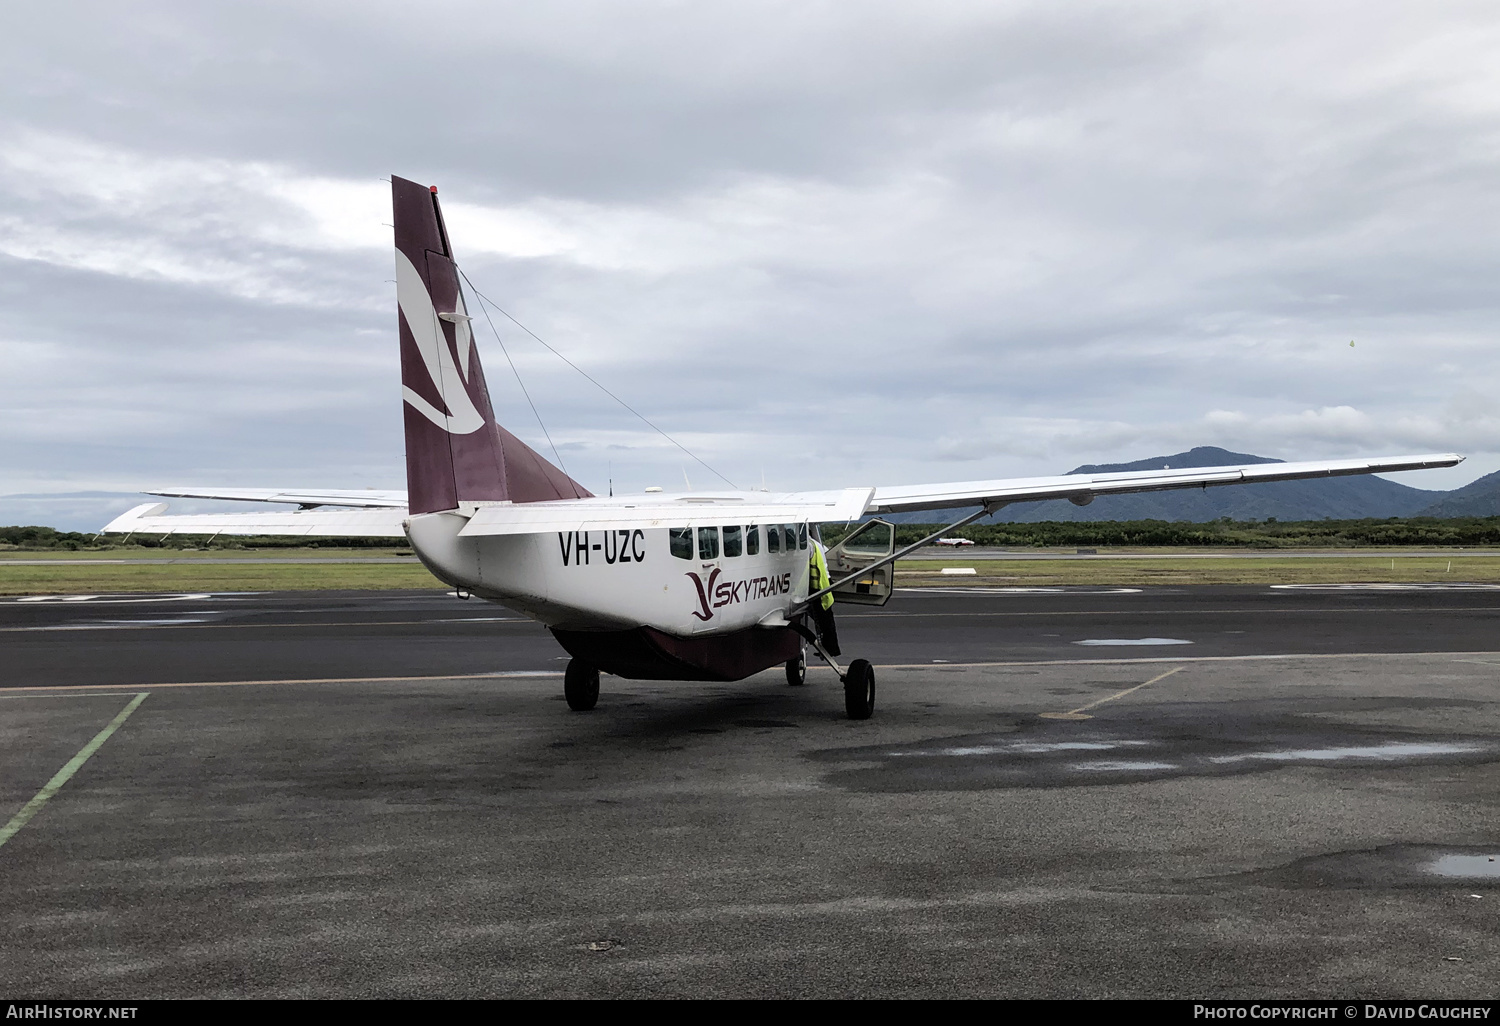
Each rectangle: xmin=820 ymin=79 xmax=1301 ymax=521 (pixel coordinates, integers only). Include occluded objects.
xmin=3 ymin=584 xmax=1500 ymax=998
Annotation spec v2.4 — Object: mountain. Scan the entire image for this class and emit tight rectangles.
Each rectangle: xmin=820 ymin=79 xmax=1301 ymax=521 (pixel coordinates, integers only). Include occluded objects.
xmin=1414 ymin=469 xmax=1500 ymax=517
xmin=884 ymin=446 xmax=1448 ymax=524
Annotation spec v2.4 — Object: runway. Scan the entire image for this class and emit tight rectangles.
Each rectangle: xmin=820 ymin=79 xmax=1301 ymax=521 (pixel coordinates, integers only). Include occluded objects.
xmin=3 ymin=586 xmax=1500 ymax=997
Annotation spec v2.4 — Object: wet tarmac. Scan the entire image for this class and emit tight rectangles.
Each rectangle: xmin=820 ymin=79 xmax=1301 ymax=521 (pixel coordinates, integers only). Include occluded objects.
xmin=2 ymin=587 xmax=1500 ymax=997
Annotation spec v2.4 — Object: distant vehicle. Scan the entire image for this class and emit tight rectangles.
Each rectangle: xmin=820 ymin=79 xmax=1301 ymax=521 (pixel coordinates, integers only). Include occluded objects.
xmin=932 ymin=537 xmax=976 ymax=547
xmin=103 ymin=176 xmax=1465 ymax=719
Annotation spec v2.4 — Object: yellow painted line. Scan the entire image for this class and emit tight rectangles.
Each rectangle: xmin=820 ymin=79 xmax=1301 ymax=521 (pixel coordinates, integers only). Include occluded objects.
xmin=1 ymin=671 xmax=563 ymax=694
xmin=808 ymin=650 xmax=1500 ymax=671
xmin=0 ymin=693 xmax=152 ymax=700
xmin=842 ymin=606 xmax=1500 ymax=619
xmin=0 ymin=692 xmax=149 ymax=851
xmin=4 ymin=649 xmax=1495 ymax=695
xmin=1038 ymin=667 xmax=1184 ymax=720
xmin=0 ymin=617 xmax=533 ymax=634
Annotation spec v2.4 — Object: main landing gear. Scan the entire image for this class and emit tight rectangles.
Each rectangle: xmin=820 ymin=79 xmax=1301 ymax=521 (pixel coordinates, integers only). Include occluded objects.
xmin=564 ymin=658 xmax=599 ymax=711
xmin=842 ymin=659 xmax=875 ymax=720
xmin=796 ymin=632 xmax=875 ymax=720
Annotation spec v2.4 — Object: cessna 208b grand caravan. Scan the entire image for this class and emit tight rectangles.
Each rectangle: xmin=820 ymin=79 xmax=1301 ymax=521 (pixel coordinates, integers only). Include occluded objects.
xmin=103 ymin=176 xmax=1463 ymax=719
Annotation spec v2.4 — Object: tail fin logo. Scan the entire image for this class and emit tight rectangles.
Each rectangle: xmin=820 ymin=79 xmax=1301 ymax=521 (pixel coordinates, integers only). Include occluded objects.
xmin=396 ymin=250 xmax=486 ymax=435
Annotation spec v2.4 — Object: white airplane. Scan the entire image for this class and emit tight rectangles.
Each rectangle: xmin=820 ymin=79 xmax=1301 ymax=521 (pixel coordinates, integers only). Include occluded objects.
xmin=932 ymin=537 xmax=977 ymax=547
xmin=103 ymin=176 xmax=1464 ymax=719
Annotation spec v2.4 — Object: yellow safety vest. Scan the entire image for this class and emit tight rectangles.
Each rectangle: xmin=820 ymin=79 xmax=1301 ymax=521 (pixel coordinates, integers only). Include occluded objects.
xmin=810 ymin=544 xmax=835 ymax=611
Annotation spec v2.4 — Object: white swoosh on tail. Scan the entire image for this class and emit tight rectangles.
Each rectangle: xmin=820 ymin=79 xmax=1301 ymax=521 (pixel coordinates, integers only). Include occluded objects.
xmin=395 ymin=250 xmax=485 ymax=435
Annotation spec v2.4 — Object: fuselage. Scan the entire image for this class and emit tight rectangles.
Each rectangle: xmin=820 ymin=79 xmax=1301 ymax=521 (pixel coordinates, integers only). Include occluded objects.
xmin=405 ymin=510 xmax=813 ymax=636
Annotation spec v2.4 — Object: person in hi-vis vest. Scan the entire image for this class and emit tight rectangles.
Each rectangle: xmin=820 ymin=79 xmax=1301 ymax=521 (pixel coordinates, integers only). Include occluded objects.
xmin=808 ymin=540 xmax=841 ymax=656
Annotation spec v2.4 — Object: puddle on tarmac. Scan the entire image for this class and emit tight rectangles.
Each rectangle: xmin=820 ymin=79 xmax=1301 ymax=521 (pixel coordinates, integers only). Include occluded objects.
xmin=1072 ymin=760 xmax=1178 ymax=772
xmin=1428 ymin=854 xmax=1500 ymax=878
xmin=893 ymin=740 xmax=1149 ymax=758
xmin=1210 ymin=742 xmax=1485 ymax=764
xmin=1151 ymin=845 xmax=1500 ymax=892
xmin=810 ymin=698 xmax=1497 ymax=793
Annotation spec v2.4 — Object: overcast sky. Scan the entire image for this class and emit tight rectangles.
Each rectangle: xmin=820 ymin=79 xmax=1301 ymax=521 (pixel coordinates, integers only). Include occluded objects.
xmin=4 ymin=1 xmax=1499 ymax=527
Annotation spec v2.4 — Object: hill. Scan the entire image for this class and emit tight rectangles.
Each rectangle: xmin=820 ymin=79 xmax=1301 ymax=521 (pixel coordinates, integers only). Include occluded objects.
xmin=1414 ymin=469 xmax=1500 ymax=517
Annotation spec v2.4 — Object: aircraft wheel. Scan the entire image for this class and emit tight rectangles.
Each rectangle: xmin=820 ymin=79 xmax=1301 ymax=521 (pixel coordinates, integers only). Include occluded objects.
xmin=843 ymin=659 xmax=875 ymax=720
xmin=785 ymin=649 xmax=807 ymax=687
xmin=564 ymin=658 xmax=600 ymax=712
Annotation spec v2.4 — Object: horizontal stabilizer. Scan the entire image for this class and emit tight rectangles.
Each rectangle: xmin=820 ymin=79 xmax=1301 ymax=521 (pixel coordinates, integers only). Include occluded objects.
xmin=149 ymin=487 xmax=408 ymax=508
xmin=101 ymin=502 xmax=407 ymax=538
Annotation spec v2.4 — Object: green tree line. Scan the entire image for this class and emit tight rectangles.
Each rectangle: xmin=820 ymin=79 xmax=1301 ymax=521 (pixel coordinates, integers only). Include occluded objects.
xmin=819 ymin=516 xmax=1500 ymax=549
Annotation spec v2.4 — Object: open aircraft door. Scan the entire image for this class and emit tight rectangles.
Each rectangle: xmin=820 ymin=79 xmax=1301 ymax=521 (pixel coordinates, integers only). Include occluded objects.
xmin=825 ymin=519 xmax=896 ymax=606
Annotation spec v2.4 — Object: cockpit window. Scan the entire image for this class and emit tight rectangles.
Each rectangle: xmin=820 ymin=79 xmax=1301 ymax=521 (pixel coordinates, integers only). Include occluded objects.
xmin=670 ymin=527 xmax=693 ymax=560
xmin=698 ymin=526 xmax=720 ymax=560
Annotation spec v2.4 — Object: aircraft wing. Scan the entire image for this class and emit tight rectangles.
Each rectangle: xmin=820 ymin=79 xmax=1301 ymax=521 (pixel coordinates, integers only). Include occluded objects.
xmin=148 ymin=487 xmax=408 ymax=508
xmin=98 ymin=453 xmax=1463 ymax=538
xmin=867 ymin=453 xmax=1464 ymax=515
xmin=100 ymin=503 xmax=408 ymax=538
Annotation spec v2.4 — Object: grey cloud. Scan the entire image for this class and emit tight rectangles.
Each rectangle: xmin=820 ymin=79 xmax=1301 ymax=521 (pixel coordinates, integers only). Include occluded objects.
xmin=2 ymin=1 xmax=1499 ymax=519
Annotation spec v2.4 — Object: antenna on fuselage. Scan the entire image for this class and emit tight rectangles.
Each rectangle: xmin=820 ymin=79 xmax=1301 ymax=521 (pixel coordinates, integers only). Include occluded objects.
xmin=682 ymin=467 xmax=693 ymax=490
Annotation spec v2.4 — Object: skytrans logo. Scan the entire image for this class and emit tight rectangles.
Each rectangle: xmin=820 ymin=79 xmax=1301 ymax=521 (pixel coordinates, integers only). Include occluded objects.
xmin=685 ymin=570 xmax=793 ymax=621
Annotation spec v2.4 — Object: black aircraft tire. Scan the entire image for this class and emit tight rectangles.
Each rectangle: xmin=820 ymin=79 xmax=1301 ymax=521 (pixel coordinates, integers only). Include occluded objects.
xmin=786 ymin=650 xmax=807 ymax=687
xmin=564 ymin=658 xmax=600 ymax=712
xmin=844 ymin=659 xmax=875 ymax=720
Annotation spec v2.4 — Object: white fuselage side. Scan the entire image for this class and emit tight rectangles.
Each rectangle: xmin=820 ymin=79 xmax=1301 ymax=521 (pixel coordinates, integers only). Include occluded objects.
xmin=406 ymin=511 xmax=812 ymax=635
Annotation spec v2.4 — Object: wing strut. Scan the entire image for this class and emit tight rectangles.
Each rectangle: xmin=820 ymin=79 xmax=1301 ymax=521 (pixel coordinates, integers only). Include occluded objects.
xmin=793 ymin=501 xmax=1005 ymax=614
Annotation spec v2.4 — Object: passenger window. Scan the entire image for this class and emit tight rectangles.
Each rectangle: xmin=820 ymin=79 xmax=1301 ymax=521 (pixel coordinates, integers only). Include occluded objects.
xmin=746 ymin=525 xmax=759 ymax=555
xmin=766 ymin=524 xmax=780 ymax=553
xmin=723 ymin=525 xmax=742 ymax=557
xmin=670 ymin=527 xmax=693 ymax=560
xmin=798 ymin=523 xmax=808 ymax=550
xmin=698 ymin=526 xmax=720 ymax=560
xmin=783 ymin=525 xmax=796 ymax=552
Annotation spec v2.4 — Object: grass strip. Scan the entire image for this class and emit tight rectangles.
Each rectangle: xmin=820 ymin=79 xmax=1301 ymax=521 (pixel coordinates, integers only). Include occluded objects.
xmin=4 ymin=552 xmax=1500 ymax=594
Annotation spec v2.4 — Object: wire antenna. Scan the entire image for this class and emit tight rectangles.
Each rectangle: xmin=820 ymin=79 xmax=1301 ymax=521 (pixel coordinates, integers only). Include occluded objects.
xmin=457 ymin=267 xmax=738 ymax=490
xmin=460 ymin=278 xmax=570 ymax=477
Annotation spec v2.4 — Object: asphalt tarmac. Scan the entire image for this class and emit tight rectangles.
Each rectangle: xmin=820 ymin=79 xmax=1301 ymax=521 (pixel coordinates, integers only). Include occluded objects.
xmin=3 ymin=585 xmax=1500 ymax=998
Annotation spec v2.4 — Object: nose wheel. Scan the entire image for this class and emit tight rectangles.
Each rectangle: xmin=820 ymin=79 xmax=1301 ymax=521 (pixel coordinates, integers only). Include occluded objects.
xmin=786 ymin=648 xmax=807 ymax=686
xmin=564 ymin=658 xmax=600 ymax=711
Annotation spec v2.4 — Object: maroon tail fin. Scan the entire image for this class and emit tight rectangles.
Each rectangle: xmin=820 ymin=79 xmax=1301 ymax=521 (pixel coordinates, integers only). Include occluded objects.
xmin=393 ymin=176 xmax=593 ymax=514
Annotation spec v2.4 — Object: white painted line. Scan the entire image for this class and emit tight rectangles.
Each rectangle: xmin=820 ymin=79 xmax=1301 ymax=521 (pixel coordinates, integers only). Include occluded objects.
xmin=1271 ymin=583 xmax=1500 ymax=592
xmin=1073 ymin=638 xmax=1193 ymax=646
xmin=0 ymin=692 xmax=149 ymax=851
